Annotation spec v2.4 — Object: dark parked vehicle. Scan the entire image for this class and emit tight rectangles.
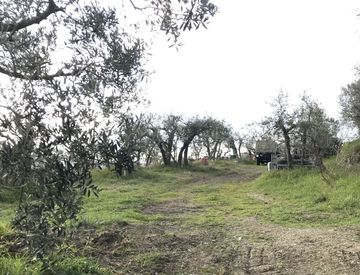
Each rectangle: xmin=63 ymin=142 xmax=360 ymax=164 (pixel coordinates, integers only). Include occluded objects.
xmin=256 ymin=152 xmax=272 ymax=165
xmin=255 ymin=140 xmax=278 ymax=166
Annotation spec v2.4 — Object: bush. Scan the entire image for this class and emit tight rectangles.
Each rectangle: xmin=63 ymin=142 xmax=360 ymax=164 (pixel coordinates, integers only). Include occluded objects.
xmin=337 ymin=139 xmax=360 ymax=168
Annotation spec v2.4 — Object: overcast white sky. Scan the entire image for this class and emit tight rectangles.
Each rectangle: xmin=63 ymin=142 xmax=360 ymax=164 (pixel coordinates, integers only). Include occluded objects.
xmin=144 ymin=0 xmax=360 ymax=131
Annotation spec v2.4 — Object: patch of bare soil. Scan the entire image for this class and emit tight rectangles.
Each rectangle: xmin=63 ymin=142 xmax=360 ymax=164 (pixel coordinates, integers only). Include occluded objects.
xmin=187 ymin=169 xmax=263 ymax=185
xmin=75 ymin=221 xmax=213 ymax=274
xmin=225 ymin=217 xmax=360 ymax=275
xmin=79 ymin=214 xmax=360 ymax=274
xmin=142 ymin=199 xmax=202 ymax=214
xmin=79 ymin=218 xmax=359 ymax=274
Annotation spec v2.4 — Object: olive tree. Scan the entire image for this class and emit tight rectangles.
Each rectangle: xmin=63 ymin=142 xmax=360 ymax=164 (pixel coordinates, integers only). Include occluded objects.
xmin=0 ymin=86 xmax=100 ymax=262
xmin=263 ymin=91 xmax=297 ymax=168
xmin=116 ymin=113 xmax=157 ymax=168
xmin=228 ymin=130 xmax=244 ymax=158
xmin=0 ymin=0 xmax=216 ymax=264
xmin=340 ymin=76 xmax=360 ymax=134
xmin=200 ymin=118 xmax=230 ymax=160
xmin=178 ymin=117 xmax=209 ymax=167
xmin=296 ymin=94 xmax=339 ymax=182
xmin=149 ymin=114 xmax=182 ymax=166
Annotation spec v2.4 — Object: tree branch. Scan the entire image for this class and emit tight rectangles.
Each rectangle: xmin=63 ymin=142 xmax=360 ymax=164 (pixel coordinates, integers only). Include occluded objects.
xmin=0 ymin=131 xmax=17 ymax=145
xmin=0 ymin=0 xmax=63 ymax=33
xmin=129 ymin=0 xmax=144 ymax=11
xmin=0 ymin=65 xmax=84 ymax=81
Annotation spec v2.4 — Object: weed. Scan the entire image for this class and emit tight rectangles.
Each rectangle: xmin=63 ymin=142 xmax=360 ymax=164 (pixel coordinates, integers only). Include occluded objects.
xmin=50 ymin=257 xmax=111 ymax=275
xmin=0 ymin=257 xmax=40 ymax=275
xmin=135 ymin=251 xmax=171 ymax=271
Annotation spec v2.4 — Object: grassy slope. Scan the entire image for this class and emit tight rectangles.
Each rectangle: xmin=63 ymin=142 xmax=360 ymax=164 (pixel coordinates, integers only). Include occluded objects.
xmin=246 ymin=159 xmax=360 ymax=226
xmin=1 ymin=158 xmax=360 ymax=273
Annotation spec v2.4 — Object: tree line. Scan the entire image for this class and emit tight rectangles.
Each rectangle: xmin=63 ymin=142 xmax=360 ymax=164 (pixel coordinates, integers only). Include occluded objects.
xmin=95 ymin=113 xmax=244 ymax=170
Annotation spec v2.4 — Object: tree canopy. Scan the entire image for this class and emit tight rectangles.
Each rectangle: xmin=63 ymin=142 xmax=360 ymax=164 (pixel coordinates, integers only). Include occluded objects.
xmin=340 ymin=76 xmax=360 ymax=134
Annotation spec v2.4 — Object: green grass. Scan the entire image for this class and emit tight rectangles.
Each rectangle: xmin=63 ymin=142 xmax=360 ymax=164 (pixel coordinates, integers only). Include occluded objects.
xmin=0 ymin=222 xmax=11 ymax=236
xmin=0 ymin=206 xmax=13 ymax=229
xmin=0 ymin=188 xmax=18 ymax=226
xmin=0 ymin=256 xmax=110 ymax=275
xmin=0 ymin=257 xmax=40 ymax=275
xmin=82 ymin=167 xmax=186 ymax=224
xmin=82 ymin=161 xmax=251 ymax=226
xmin=2 ymin=154 xmax=360 ymax=272
xmin=83 ymin=159 xmax=360 ymax=228
xmin=243 ymin=158 xmax=360 ymax=226
xmin=51 ymin=257 xmax=111 ymax=275
xmin=135 ymin=251 xmax=170 ymax=271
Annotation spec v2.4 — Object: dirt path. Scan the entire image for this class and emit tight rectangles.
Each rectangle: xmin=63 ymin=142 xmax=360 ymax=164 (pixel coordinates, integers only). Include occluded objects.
xmin=226 ymin=217 xmax=360 ymax=274
xmin=82 ymin=217 xmax=360 ymax=274
xmin=81 ymin=167 xmax=360 ymax=274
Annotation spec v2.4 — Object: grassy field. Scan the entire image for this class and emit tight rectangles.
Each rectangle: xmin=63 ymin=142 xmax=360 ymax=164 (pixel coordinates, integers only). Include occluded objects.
xmin=82 ymin=161 xmax=264 ymax=227
xmin=83 ymin=158 xmax=360 ymax=228
xmin=1 ymin=157 xmax=360 ymax=274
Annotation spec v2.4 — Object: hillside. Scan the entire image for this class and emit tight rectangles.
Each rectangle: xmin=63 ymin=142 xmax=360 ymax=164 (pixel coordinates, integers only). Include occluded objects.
xmin=1 ymin=159 xmax=360 ymax=274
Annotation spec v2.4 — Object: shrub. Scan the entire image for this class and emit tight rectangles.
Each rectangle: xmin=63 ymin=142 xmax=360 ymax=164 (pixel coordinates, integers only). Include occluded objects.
xmin=337 ymin=139 xmax=360 ymax=168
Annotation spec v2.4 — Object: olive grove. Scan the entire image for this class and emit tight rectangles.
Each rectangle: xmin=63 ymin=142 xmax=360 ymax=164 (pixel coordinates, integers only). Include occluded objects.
xmin=0 ymin=0 xmax=216 ymax=264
